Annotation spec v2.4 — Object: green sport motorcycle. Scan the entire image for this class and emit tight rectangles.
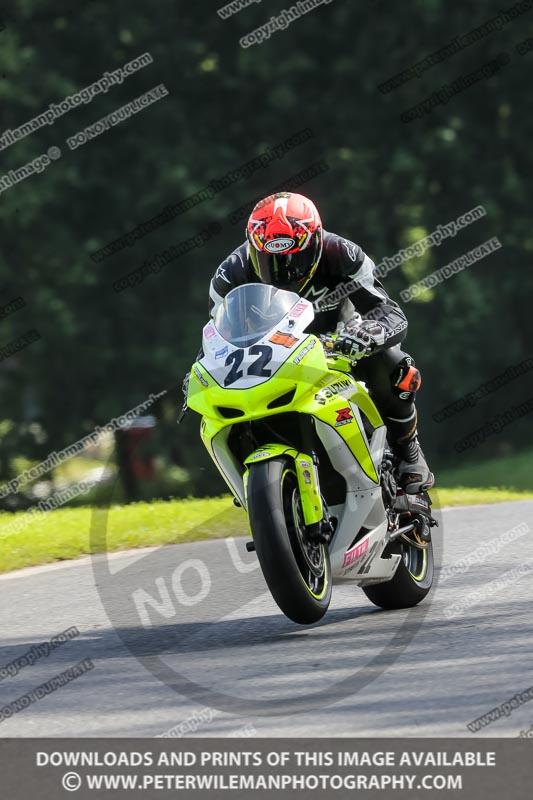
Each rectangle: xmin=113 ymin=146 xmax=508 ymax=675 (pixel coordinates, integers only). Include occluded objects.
xmin=186 ymin=283 xmax=436 ymax=625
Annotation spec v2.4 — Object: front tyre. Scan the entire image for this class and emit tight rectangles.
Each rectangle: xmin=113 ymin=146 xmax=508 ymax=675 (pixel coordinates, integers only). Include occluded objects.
xmin=247 ymin=457 xmax=332 ymax=625
xmin=362 ymin=537 xmax=434 ymax=609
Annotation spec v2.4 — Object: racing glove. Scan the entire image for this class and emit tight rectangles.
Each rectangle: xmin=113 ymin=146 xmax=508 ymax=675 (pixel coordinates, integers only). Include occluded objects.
xmin=336 ymin=319 xmax=386 ymax=359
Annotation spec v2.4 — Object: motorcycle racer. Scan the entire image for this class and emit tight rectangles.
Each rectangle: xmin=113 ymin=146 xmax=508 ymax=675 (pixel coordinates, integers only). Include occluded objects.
xmin=206 ymin=191 xmax=434 ymax=494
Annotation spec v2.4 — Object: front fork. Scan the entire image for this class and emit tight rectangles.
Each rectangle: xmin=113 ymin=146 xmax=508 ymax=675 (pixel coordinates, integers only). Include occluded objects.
xmin=243 ymin=444 xmax=333 ymax=543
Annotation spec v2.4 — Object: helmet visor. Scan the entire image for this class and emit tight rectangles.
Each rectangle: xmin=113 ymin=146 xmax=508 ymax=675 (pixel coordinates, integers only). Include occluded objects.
xmin=250 ymin=238 xmax=320 ymax=289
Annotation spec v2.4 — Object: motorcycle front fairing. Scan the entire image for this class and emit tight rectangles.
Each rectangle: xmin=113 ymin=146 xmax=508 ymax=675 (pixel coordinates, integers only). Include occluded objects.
xmin=186 ymin=284 xmax=400 ymax=586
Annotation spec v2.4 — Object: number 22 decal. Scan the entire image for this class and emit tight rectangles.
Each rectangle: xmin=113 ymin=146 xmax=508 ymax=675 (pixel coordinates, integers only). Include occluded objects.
xmin=224 ymin=345 xmax=273 ymax=387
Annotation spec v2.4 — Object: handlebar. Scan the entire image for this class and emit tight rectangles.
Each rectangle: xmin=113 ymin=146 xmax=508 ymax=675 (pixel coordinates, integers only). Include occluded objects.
xmin=318 ymin=333 xmax=365 ymax=366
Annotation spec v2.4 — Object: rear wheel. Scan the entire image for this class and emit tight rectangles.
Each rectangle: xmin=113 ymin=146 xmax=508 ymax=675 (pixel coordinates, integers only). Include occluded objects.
xmin=363 ymin=535 xmax=434 ymax=609
xmin=247 ymin=457 xmax=331 ymax=624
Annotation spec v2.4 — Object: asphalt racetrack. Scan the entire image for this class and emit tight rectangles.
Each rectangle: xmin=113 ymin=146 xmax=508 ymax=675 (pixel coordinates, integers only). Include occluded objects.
xmin=0 ymin=500 xmax=531 ymax=738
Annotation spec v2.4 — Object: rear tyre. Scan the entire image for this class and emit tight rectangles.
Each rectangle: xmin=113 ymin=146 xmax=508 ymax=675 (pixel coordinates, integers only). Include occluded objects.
xmin=362 ymin=537 xmax=434 ymax=609
xmin=247 ymin=457 xmax=331 ymax=624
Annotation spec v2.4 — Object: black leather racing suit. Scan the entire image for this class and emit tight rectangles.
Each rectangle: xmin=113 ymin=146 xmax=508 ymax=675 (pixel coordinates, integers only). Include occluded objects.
xmin=208 ymin=231 xmax=420 ymax=443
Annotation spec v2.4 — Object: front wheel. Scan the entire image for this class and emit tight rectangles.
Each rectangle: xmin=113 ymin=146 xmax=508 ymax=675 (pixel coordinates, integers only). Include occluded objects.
xmin=247 ymin=457 xmax=332 ymax=625
xmin=362 ymin=536 xmax=434 ymax=609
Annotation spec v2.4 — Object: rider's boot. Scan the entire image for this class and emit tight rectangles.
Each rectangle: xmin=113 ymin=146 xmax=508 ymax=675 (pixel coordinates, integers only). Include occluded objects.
xmin=384 ymin=409 xmax=435 ymax=494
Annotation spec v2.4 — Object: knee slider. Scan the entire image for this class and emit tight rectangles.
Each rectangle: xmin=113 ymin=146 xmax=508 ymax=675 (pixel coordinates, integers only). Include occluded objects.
xmin=393 ymin=356 xmax=422 ymax=401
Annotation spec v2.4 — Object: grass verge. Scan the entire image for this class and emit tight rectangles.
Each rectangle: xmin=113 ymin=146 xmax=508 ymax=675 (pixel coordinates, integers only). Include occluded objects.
xmin=436 ymin=448 xmax=533 ymax=493
xmin=1 ymin=486 xmax=532 ymax=574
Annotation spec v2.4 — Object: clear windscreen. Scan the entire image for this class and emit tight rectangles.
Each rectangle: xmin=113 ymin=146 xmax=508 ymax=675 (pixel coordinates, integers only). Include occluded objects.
xmin=214 ymin=284 xmax=300 ymax=347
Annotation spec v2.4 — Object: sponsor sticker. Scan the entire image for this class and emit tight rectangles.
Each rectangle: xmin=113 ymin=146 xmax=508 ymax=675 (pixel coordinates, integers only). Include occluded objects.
xmin=269 ymin=331 xmax=299 ymax=348
xmin=248 ymin=450 xmax=273 ymax=462
xmin=335 ymin=406 xmax=353 ymax=426
xmin=342 ymin=537 xmax=369 ymax=568
xmin=264 ymin=237 xmax=295 ymax=253
xmin=204 ymin=324 xmax=216 ymax=339
xmin=289 ymin=301 xmax=308 ymax=317
xmin=293 ymin=338 xmax=316 ymax=364
xmin=315 ymin=378 xmax=353 ymax=405
xmin=215 ymin=346 xmax=229 ymax=359
xmin=192 ymin=365 xmax=208 ymax=387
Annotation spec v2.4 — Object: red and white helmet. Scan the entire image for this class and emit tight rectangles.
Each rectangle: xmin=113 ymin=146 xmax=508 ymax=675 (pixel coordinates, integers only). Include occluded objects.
xmin=246 ymin=192 xmax=323 ymax=293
